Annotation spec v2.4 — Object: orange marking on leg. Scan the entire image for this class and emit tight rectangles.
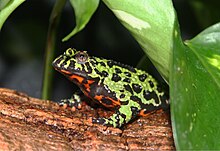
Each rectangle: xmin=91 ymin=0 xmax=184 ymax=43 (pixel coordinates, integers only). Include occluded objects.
xmin=139 ymin=109 xmax=156 ymax=117
xmin=83 ymin=80 xmax=95 ymax=91
xmin=94 ymin=95 xmax=102 ymax=101
xmin=82 ymin=91 xmax=90 ymax=98
xmin=69 ymin=75 xmax=84 ymax=83
xmin=87 ymin=80 xmax=94 ymax=84
xmin=105 ymin=97 xmax=121 ymax=106
xmin=94 ymin=95 xmax=120 ymax=108
xmin=84 ymin=84 xmax=90 ymax=91
xmin=60 ymin=69 xmax=72 ymax=75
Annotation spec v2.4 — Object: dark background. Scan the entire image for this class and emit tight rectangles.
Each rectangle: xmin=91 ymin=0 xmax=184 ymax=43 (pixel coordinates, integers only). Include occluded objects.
xmin=0 ymin=0 xmax=219 ymax=101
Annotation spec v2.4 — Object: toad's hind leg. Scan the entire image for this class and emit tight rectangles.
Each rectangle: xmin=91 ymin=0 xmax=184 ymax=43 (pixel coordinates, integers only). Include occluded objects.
xmin=92 ymin=105 xmax=140 ymax=128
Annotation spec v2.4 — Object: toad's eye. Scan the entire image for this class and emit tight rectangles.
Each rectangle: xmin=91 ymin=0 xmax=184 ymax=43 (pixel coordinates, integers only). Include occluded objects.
xmin=75 ymin=51 xmax=88 ymax=64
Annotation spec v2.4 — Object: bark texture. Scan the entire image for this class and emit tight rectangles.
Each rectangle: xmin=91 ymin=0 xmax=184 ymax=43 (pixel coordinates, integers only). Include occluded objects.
xmin=0 ymin=88 xmax=175 ymax=150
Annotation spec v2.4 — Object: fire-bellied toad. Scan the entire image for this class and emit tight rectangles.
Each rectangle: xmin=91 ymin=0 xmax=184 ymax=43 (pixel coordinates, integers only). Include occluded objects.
xmin=52 ymin=48 xmax=169 ymax=128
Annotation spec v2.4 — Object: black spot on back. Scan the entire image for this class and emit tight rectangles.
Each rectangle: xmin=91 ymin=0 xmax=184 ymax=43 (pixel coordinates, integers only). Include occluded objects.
xmin=127 ymin=66 xmax=136 ymax=73
xmin=90 ymin=60 xmax=96 ymax=66
xmin=123 ymin=78 xmax=131 ymax=83
xmin=120 ymin=90 xmax=124 ymax=93
xmin=115 ymin=68 xmax=122 ymax=73
xmin=124 ymin=72 xmax=131 ymax=77
xmin=140 ymin=103 xmax=163 ymax=114
xmin=131 ymin=106 xmax=139 ymax=112
xmin=120 ymin=94 xmax=125 ymax=99
xmin=143 ymin=90 xmax=151 ymax=100
xmin=138 ymin=74 xmax=147 ymax=82
xmin=149 ymin=81 xmax=155 ymax=88
xmin=107 ymin=60 xmax=136 ymax=73
xmin=121 ymin=100 xmax=129 ymax=105
xmin=132 ymin=83 xmax=142 ymax=93
xmin=119 ymin=63 xmax=136 ymax=73
xmin=69 ymin=60 xmax=75 ymax=68
xmin=94 ymin=68 xmax=102 ymax=76
xmin=100 ymin=62 xmax=106 ymax=67
xmin=112 ymin=73 xmax=121 ymax=82
xmin=143 ymin=90 xmax=160 ymax=104
xmin=130 ymin=96 xmax=141 ymax=103
xmin=102 ymin=71 xmax=108 ymax=77
xmin=107 ymin=60 xmax=114 ymax=68
xmin=124 ymin=84 xmax=133 ymax=94
xmin=130 ymin=106 xmax=139 ymax=117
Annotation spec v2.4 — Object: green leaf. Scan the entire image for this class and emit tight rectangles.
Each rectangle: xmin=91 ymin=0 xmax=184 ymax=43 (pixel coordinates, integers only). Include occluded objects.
xmin=171 ymin=23 xmax=220 ymax=149
xmin=0 ymin=0 xmax=25 ymax=30
xmin=62 ymin=0 xmax=99 ymax=41
xmin=102 ymin=0 xmax=176 ymax=81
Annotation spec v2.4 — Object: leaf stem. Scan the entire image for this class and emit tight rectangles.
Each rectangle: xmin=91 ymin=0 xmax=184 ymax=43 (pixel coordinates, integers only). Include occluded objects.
xmin=42 ymin=0 xmax=66 ymax=100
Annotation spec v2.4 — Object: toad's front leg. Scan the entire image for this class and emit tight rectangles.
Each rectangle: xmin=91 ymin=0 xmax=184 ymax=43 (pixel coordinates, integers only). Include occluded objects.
xmin=57 ymin=91 xmax=83 ymax=110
